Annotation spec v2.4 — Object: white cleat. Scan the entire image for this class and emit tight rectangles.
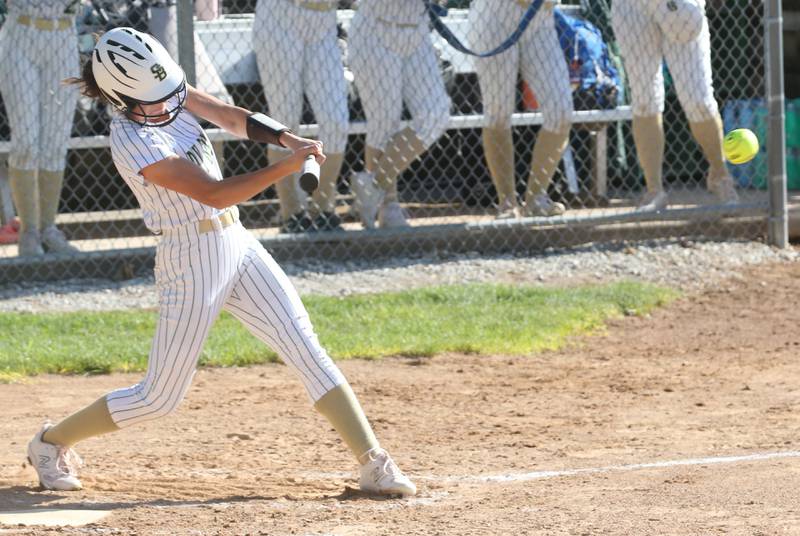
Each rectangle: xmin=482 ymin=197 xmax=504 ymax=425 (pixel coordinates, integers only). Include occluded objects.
xmin=27 ymin=423 xmax=83 ymax=491
xmin=708 ymin=175 xmax=740 ymax=205
xmin=18 ymin=229 xmax=44 ymax=257
xmin=635 ymin=189 xmax=669 ymax=213
xmin=350 ymin=171 xmax=384 ymax=230
xmin=41 ymin=226 xmax=79 ymax=254
xmin=378 ymin=202 xmax=410 ymax=228
xmin=522 ymin=194 xmax=566 ymax=217
xmin=495 ymin=198 xmax=521 ymax=220
xmin=359 ymin=448 xmax=417 ymax=497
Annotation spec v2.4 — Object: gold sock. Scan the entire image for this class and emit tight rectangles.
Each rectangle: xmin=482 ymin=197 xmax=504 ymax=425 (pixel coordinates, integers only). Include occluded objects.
xmin=374 ymin=127 xmax=427 ymax=193
xmin=8 ymin=167 xmax=40 ymax=233
xmin=314 ymin=383 xmax=380 ymax=464
xmin=312 ymin=152 xmax=344 ymax=214
xmin=482 ymin=127 xmax=517 ymax=207
xmin=42 ymin=396 xmax=119 ymax=448
xmin=268 ymin=147 xmax=305 ymax=219
xmin=38 ymin=169 xmax=65 ymax=230
xmin=525 ymin=127 xmax=570 ymax=203
xmin=689 ymin=115 xmax=728 ymax=181
xmin=632 ymin=114 xmax=665 ymax=193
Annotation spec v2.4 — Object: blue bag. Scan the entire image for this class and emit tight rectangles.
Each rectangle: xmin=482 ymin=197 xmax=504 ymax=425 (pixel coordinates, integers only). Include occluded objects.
xmin=554 ymin=9 xmax=621 ymax=110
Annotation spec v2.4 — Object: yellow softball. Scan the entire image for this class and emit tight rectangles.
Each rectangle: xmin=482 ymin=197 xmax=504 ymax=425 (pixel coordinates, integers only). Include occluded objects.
xmin=723 ymin=128 xmax=759 ymax=164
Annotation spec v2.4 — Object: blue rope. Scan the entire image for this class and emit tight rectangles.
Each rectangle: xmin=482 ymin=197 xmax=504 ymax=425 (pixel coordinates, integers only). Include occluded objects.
xmin=424 ymin=0 xmax=545 ymax=58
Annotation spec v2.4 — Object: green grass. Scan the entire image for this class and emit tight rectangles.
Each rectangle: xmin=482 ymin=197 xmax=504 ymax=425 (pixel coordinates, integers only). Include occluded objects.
xmin=0 ymin=282 xmax=678 ymax=379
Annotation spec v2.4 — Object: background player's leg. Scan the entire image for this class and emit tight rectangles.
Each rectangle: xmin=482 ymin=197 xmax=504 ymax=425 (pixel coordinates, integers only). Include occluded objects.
xmin=38 ymin=28 xmax=80 ymax=253
xmin=519 ymin=6 xmax=572 ymax=216
xmin=8 ymin=168 xmax=41 ymax=255
xmin=611 ymin=0 xmax=669 ymax=210
xmin=469 ymin=1 xmax=520 ymax=217
xmin=304 ymin=29 xmax=349 ymax=229
xmin=348 ymin=14 xmax=403 ymax=228
xmin=253 ymin=0 xmax=307 ymax=230
xmin=663 ymin=14 xmax=738 ymax=203
xmin=0 ymin=22 xmax=43 ymax=255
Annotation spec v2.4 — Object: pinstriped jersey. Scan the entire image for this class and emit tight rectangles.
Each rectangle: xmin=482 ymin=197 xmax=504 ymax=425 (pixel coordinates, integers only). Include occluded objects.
xmin=110 ymin=111 xmax=226 ymax=234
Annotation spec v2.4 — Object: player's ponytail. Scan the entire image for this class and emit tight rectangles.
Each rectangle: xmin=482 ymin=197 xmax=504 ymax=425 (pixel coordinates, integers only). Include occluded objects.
xmin=65 ymin=55 xmax=108 ymax=104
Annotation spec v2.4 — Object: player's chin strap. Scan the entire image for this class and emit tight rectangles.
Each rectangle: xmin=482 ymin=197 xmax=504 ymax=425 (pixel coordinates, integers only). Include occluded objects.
xmin=423 ymin=0 xmax=545 ymax=58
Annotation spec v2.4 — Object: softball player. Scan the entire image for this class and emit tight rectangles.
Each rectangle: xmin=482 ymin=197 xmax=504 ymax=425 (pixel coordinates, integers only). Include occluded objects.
xmin=348 ymin=0 xmax=451 ymax=229
xmin=252 ymin=0 xmax=349 ymax=233
xmin=468 ymin=0 xmax=573 ymax=219
xmin=611 ymin=0 xmax=739 ymax=211
xmin=26 ymin=28 xmax=415 ymax=497
xmin=0 ymin=0 xmax=80 ymax=255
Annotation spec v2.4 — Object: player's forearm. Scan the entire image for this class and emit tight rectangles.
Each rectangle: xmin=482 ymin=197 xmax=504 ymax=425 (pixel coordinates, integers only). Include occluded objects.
xmin=203 ymin=157 xmax=299 ymax=208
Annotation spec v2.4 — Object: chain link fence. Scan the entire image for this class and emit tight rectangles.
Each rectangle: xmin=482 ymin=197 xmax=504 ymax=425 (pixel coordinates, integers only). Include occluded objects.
xmin=0 ymin=0 xmax=787 ymax=283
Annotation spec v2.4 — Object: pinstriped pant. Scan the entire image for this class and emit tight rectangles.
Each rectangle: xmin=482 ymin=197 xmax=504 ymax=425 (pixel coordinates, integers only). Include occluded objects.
xmin=106 ymin=221 xmax=345 ymax=429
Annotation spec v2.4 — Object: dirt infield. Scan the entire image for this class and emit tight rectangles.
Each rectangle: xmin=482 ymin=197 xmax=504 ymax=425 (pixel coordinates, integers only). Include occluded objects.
xmin=1 ymin=261 xmax=799 ymax=535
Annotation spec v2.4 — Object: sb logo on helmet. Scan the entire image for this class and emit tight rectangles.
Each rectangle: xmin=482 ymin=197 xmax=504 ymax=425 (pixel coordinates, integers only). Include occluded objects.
xmin=151 ymin=64 xmax=167 ymax=81
xmin=666 ymin=0 xmax=678 ymax=11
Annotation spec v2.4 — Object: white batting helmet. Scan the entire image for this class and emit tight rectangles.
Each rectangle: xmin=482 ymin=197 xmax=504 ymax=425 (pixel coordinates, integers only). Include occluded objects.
xmin=92 ymin=27 xmax=186 ymax=125
xmin=655 ymin=0 xmax=705 ymax=45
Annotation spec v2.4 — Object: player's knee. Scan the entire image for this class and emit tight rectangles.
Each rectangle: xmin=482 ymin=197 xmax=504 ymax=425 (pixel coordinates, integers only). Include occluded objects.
xmin=416 ymin=103 xmax=451 ymax=148
xmin=482 ymin=107 xmax=512 ymax=131
xmin=542 ymin=104 xmax=573 ymax=135
xmin=39 ymin=150 xmax=66 ymax=173
xmin=683 ymin=98 xmax=719 ymax=124
xmin=9 ymin=148 xmax=38 ymax=171
xmin=319 ymin=118 xmax=349 ymax=155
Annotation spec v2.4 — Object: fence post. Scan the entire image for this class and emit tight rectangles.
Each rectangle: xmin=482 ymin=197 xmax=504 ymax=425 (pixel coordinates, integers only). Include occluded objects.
xmin=177 ymin=0 xmax=197 ymax=87
xmin=766 ymin=0 xmax=787 ymax=247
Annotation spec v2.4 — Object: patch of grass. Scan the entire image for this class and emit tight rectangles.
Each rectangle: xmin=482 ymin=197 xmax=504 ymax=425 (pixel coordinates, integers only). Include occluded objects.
xmin=0 ymin=282 xmax=677 ymax=378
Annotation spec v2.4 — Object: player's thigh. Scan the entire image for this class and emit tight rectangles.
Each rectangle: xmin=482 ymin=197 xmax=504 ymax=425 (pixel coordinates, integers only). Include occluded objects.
xmin=0 ymin=25 xmax=40 ymax=166
xmin=224 ymin=242 xmax=344 ymax=401
xmin=611 ymin=0 xmax=665 ymax=117
xmin=402 ymin=43 xmax=451 ymax=147
xmin=349 ymin=16 xmax=403 ymax=149
xmin=39 ymin=29 xmax=80 ymax=170
xmin=519 ymin=12 xmax=572 ymax=132
xmin=469 ymin=12 xmax=519 ymax=126
xmin=253 ymin=0 xmax=304 ymax=126
xmin=303 ymin=32 xmax=350 ymax=152
xmin=663 ymin=19 xmax=718 ymax=122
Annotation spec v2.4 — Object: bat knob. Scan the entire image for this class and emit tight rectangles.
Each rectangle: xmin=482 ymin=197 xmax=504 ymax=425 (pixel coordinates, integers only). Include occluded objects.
xmin=299 ymin=155 xmax=320 ymax=194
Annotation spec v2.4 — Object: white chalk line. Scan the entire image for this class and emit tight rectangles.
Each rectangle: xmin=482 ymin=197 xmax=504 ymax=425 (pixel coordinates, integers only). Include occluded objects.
xmin=305 ymin=450 xmax=800 ymax=486
xmin=468 ymin=450 xmax=800 ymax=483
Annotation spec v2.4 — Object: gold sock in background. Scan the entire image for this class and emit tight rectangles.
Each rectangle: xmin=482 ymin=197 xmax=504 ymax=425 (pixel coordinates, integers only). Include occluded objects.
xmin=9 ymin=167 xmax=40 ymax=233
xmin=482 ymin=127 xmax=517 ymax=207
xmin=314 ymin=383 xmax=380 ymax=464
xmin=525 ymin=127 xmax=570 ymax=203
xmin=38 ymin=169 xmax=65 ymax=230
xmin=689 ymin=115 xmax=728 ymax=179
xmin=632 ymin=114 xmax=665 ymax=193
xmin=42 ymin=396 xmax=119 ymax=448
xmin=373 ymin=127 xmax=427 ymax=193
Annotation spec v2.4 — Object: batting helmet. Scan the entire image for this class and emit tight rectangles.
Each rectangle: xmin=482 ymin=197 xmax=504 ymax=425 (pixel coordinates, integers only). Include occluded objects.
xmin=92 ymin=27 xmax=186 ymax=125
xmin=655 ymin=0 xmax=705 ymax=45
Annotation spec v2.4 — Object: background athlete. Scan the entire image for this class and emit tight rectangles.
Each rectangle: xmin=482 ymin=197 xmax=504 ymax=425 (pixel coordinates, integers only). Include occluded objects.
xmin=26 ymin=28 xmax=415 ymax=498
xmin=347 ymin=0 xmax=451 ymax=229
xmin=252 ymin=0 xmax=349 ymax=233
xmin=0 ymin=0 xmax=80 ymax=255
xmin=611 ymin=0 xmax=739 ymax=211
xmin=468 ymin=0 xmax=573 ymax=219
